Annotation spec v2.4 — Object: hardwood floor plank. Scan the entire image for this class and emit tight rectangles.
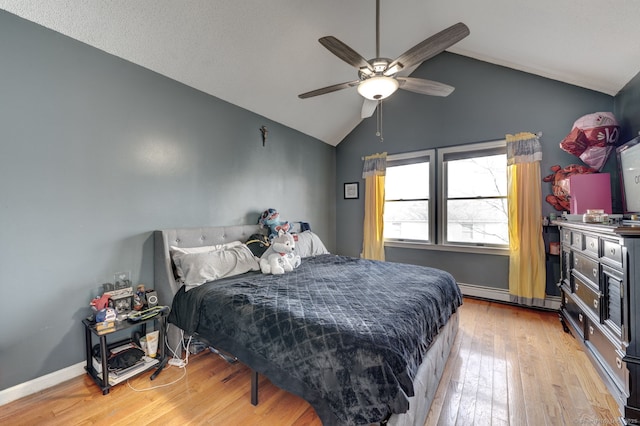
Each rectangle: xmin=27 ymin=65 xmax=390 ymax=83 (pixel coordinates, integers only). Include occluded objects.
xmin=455 ymin=301 xmax=492 ymax=425
xmin=473 ymin=304 xmax=496 ymax=424
xmin=0 ymin=298 xmax=621 ymax=426
xmin=503 ymin=305 xmax=527 ymax=426
xmin=431 ymin=301 xmax=477 ymax=425
xmin=490 ymin=302 xmax=509 ymax=425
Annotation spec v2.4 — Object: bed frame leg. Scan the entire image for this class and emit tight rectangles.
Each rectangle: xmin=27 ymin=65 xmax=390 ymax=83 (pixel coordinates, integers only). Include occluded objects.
xmin=251 ymin=370 xmax=259 ymax=406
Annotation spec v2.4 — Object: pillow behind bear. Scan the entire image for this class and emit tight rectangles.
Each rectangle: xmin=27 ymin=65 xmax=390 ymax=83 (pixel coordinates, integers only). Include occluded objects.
xmin=294 ymin=231 xmax=329 ymax=258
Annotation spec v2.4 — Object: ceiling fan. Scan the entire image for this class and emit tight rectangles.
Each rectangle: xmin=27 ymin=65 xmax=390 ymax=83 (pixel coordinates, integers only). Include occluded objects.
xmin=298 ymin=0 xmax=470 ymax=119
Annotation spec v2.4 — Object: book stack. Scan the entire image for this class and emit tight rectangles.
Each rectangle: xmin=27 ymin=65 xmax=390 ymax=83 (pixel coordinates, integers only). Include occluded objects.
xmin=94 ymin=320 xmax=116 ymax=335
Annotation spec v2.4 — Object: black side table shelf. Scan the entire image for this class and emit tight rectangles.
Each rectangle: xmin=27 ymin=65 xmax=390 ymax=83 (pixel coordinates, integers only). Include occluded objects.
xmin=83 ymin=311 xmax=167 ymax=394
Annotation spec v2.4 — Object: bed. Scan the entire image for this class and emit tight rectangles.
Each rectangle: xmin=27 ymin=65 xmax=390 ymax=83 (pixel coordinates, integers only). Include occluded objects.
xmin=154 ymin=225 xmax=461 ymax=426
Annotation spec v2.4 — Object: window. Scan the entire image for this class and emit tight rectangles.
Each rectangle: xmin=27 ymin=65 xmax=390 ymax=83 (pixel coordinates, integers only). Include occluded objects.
xmin=383 ymin=141 xmax=508 ymax=251
xmin=439 ymin=141 xmax=508 ymax=247
xmin=383 ymin=150 xmax=435 ymax=243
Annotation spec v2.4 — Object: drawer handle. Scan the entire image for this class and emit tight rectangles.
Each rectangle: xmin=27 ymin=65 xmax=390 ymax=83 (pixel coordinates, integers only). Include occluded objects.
xmin=575 ymin=282 xmax=579 ymax=292
xmin=616 ymin=357 xmax=623 ymax=369
xmin=565 ymin=297 xmax=569 ymax=304
xmin=593 ymin=299 xmax=598 ymax=310
xmin=575 ymin=258 xmax=579 ymax=267
xmin=589 ymin=326 xmax=594 ymax=335
xmin=590 ymin=241 xmax=595 ymax=248
xmin=610 ymin=248 xmax=616 ymax=256
xmin=592 ymin=268 xmax=598 ymax=278
xmin=578 ymin=313 xmax=583 ymax=323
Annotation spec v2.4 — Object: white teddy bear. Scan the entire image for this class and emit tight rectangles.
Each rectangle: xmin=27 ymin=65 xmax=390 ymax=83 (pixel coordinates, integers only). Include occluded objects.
xmin=260 ymin=231 xmax=301 ymax=275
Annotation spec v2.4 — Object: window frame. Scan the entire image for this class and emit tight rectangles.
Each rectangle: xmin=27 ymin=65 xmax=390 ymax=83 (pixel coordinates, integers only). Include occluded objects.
xmin=438 ymin=140 xmax=508 ymax=249
xmin=383 ymin=149 xmax=436 ymax=245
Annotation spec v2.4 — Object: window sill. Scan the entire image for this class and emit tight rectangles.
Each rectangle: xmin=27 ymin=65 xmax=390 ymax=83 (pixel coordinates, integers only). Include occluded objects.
xmin=384 ymin=241 xmax=509 ymax=256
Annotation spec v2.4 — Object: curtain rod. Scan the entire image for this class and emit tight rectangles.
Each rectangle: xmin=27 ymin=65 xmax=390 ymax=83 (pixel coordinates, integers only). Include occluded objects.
xmin=361 ymin=152 xmax=387 ymax=161
xmin=360 ymin=132 xmax=544 ymax=160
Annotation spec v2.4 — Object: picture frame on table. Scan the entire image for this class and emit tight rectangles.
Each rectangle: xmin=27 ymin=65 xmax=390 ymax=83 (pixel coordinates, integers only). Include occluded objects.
xmin=344 ymin=182 xmax=359 ymax=199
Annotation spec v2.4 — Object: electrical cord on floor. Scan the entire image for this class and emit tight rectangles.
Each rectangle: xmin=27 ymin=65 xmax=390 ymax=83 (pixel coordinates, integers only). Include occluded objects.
xmin=126 ymin=366 xmax=186 ymax=392
xmin=126 ymin=332 xmax=192 ymax=392
xmin=167 ymin=333 xmax=192 ymax=368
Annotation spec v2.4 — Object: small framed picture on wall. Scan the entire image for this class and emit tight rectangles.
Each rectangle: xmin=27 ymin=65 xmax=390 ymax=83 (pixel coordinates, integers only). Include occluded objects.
xmin=344 ymin=182 xmax=359 ymax=199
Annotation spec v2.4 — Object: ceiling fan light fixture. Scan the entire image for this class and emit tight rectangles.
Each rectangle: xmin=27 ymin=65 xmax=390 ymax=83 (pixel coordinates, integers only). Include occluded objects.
xmin=357 ymin=76 xmax=399 ymax=100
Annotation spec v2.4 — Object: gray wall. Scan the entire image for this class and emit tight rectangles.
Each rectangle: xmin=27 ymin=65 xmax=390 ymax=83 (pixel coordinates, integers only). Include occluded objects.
xmin=335 ymin=52 xmax=615 ymax=289
xmin=615 ymin=70 xmax=640 ymax=143
xmin=0 ymin=11 xmax=335 ymax=391
xmin=611 ymin=69 xmax=640 ymax=211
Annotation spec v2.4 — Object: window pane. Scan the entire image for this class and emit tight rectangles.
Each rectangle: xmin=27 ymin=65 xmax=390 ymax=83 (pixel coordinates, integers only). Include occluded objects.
xmin=447 ymin=154 xmax=506 ymax=198
xmin=447 ymin=199 xmax=509 ymax=245
xmin=385 ymin=162 xmax=429 ymax=200
xmin=384 ymin=200 xmax=429 ymax=240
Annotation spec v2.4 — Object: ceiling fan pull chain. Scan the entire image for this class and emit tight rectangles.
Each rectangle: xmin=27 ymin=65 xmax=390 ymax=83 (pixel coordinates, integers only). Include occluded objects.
xmin=376 ymin=100 xmax=384 ymax=142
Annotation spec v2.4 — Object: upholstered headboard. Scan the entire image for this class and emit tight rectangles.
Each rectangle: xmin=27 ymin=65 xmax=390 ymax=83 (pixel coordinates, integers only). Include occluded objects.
xmin=153 ymin=225 xmax=264 ymax=352
xmin=154 ymin=225 xmax=263 ymax=305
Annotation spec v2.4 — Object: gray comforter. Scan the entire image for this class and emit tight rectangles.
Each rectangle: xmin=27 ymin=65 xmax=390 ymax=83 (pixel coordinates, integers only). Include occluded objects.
xmin=168 ymin=254 xmax=462 ymax=425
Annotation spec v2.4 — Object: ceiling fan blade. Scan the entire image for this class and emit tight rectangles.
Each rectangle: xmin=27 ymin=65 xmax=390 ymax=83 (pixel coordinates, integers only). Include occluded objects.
xmin=387 ymin=22 xmax=469 ymax=73
xmin=397 ymin=77 xmax=455 ymax=97
xmin=319 ymin=36 xmax=374 ymax=72
xmin=361 ymin=99 xmax=378 ymax=118
xmin=298 ymin=80 xmax=360 ymax=99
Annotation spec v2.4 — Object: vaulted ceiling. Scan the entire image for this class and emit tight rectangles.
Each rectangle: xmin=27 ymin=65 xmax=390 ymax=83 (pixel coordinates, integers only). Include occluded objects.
xmin=2 ymin=0 xmax=639 ymax=146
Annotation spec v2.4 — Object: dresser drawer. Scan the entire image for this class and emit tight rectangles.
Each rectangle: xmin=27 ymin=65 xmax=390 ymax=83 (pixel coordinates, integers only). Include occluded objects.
xmin=561 ymin=247 xmax=572 ymax=286
xmin=602 ymin=265 xmax=625 ymax=342
xmin=602 ymin=239 xmax=623 ymax=267
xmin=573 ymin=252 xmax=599 ymax=286
xmin=562 ymin=290 xmax=585 ymax=338
xmin=586 ymin=320 xmax=626 ymax=389
xmin=584 ymin=235 xmax=599 ymax=256
xmin=571 ymin=231 xmax=584 ymax=250
xmin=574 ymin=276 xmax=601 ymax=320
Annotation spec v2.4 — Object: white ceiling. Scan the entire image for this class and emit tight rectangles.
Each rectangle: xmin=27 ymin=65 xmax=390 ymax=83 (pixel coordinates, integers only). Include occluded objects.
xmin=2 ymin=0 xmax=639 ymax=146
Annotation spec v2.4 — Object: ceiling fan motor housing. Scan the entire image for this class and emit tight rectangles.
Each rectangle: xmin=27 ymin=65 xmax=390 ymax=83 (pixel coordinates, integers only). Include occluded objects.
xmin=357 ymin=58 xmax=399 ymax=100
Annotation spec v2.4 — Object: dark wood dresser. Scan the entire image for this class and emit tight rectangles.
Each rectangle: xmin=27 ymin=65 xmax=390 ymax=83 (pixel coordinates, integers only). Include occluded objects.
xmin=557 ymin=220 xmax=640 ymax=422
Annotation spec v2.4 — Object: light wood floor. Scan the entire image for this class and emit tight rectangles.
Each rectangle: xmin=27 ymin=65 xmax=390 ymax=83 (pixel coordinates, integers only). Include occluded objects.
xmin=1 ymin=298 xmax=621 ymax=425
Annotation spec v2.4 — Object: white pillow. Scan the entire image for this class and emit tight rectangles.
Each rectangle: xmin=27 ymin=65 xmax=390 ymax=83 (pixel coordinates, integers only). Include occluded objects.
xmin=170 ymin=241 xmax=242 ymax=279
xmin=294 ymin=231 xmax=329 ymax=258
xmin=171 ymin=244 xmax=260 ymax=291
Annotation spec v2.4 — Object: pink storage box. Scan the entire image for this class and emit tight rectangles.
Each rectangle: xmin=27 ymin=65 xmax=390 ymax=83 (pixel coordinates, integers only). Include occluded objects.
xmin=569 ymin=173 xmax=612 ymax=214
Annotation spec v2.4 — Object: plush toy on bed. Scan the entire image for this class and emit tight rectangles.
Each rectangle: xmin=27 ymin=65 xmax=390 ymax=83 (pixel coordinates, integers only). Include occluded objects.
xmin=258 ymin=208 xmax=292 ymax=240
xmin=259 ymin=231 xmax=301 ymax=275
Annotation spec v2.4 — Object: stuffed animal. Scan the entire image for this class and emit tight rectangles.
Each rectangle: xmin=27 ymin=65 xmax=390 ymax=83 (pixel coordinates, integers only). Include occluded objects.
xmin=258 ymin=208 xmax=292 ymax=240
xmin=559 ymin=112 xmax=620 ymax=170
xmin=543 ymin=164 xmax=597 ymax=211
xmin=260 ymin=231 xmax=301 ymax=275
xmin=245 ymin=233 xmax=271 ymax=257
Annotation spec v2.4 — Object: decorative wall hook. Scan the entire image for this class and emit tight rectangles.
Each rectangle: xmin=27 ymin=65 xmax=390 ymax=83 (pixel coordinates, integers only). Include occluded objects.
xmin=260 ymin=126 xmax=268 ymax=146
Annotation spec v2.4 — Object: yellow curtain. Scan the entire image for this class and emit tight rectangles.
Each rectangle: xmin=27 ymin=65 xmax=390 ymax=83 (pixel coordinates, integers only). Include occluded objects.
xmin=506 ymin=133 xmax=547 ymax=307
xmin=361 ymin=152 xmax=387 ymax=260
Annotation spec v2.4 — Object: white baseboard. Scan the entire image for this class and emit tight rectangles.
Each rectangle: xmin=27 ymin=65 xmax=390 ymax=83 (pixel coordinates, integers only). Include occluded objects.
xmin=457 ymin=282 xmax=561 ymax=311
xmin=0 ymin=361 xmax=85 ymax=407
